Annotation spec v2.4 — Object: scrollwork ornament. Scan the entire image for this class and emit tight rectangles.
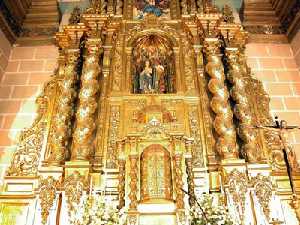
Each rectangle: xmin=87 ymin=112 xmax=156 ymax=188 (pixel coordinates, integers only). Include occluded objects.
xmin=6 ymin=78 xmax=54 ymax=176
xmin=188 ymin=106 xmax=204 ymax=167
xmin=39 ymin=176 xmax=59 ymax=225
xmin=118 ymin=159 xmax=126 ymax=209
xmin=64 ymin=171 xmax=88 ymax=222
xmin=185 ymin=156 xmax=196 ymax=206
xmin=251 ymin=174 xmax=273 ymax=220
xmin=174 ymin=153 xmax=184 ymax=209
xmin=106 ymin=105 xmax=121 ymax=168
xmin=249 ymin=77 xmax=286 ymax=168
xmin=181 ymin=0 xmax=188 ymax=15
xmin=183 ymin=37 xmax=196 ymax=92
xmin=129 ymin=154 xmax=138 ymax=210
xmin=227 ymin=169 xmax=248 ymax=223
xmin=86 ymin=0 xmax=107 ymax=14
xmin=115 ymin=0 xmax=123 ymax=15
xmin=222 ymin=5 xmax=234 ymax=23
xmin=112 ymin=36 xmax=123 ymax=91
xmin=69 ymin=7 xmax=81 ymax=24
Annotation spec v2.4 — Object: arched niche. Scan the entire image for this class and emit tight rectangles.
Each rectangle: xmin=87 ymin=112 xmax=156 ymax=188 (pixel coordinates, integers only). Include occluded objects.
xmin=140 ymin=144 xmax=173 ymax=202
xmin=130 ymin=34 xmax=176 ymax=94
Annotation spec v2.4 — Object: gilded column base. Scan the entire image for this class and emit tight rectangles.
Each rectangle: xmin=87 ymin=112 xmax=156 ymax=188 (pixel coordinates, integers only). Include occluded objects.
xmin=247 ymin=163 xmax=272 ymax=176
xmin=272 ymin=171 xmax=293 ymax=199
xmin=65 ymin=161 xmax=91 ymax=179
xmin=221 ymin=159 xmax=246 ymax=168
xmin=194 ymin=167 xmax=209 ymax=196
xmin=38 ymin=166 xmax=64 ymax=181
xmin=2 ymin=176 xmax=39 ymax=194
xmin=209 ymin=171 xmax=221 ymax=192
xmin=102 ymin=168 xmax=119 ymax=197
xmin=291 ymin=172 xmax=300 ymax=194
xmin=127 ymin=211 xmax=139 ymax=225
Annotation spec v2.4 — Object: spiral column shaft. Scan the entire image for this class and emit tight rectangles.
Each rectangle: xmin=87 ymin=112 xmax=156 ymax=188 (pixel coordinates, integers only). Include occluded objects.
xmin=47 ymin=48 xmax=79 ymax=165
xmin=225 ymin=47 xmax=260 ymax=162
xmin=71 ymin=37 xmax=102 ymax=160
xmin=204 ymin=38 xmax=238 ymax=159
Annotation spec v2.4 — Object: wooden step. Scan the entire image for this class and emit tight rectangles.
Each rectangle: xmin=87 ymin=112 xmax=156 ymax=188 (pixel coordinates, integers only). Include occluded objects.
xmin=31 ymin=1 xmax=57 ymax=7
xmin=244 ymin=10 xmax=276 ymax=16
xmin=26 ymin=11 xmax=59 ymax=18
xmin=28 ymin=6 xmax=58 ymax=14
xmin=17 ymin=36 xmax=55 ymax=46
xmin=23 ymin=21 xmax=59 ymax=28
xmin=243 ymin=21 xmax=281 ymax=26
xmin=24 ymin=16 xmax=59 ymax=24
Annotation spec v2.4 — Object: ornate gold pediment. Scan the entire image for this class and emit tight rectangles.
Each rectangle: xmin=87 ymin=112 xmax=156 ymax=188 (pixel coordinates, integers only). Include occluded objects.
xmin=126 ymin=15 xmax=179 ymax=47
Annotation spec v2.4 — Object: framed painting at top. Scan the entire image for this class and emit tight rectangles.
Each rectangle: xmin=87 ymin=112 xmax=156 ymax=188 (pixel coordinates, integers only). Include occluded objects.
xmin=133 ymin=0 xmax=170 ymax=20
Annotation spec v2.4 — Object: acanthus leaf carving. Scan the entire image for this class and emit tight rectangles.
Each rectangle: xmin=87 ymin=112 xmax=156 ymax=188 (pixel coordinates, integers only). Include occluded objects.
xmin=112 ymin=34 xmax=123 ymax=91
xmin=251 ymin=173 xmax=273 ymax=220
xmin=39 ymin=176 xmax=60 ymax=225
xmin=188 ymin=105 xmax=204 ymax=167
xmin=64 ymin=171 xmax=88 ymax=224
xmin=106 ymin=105 xmax=121 ymax=169
xmin=6 ymin=78 xmax=56 ymax=176
xmin=226 ymin=169 xmax=248 ymax=223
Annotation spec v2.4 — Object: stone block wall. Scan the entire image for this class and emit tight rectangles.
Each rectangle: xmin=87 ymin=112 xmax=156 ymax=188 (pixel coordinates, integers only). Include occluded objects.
xmin=0 ymin=45 xmax=58 ymax=181
xmin=246 ymin=43 xmax=300 ymax=158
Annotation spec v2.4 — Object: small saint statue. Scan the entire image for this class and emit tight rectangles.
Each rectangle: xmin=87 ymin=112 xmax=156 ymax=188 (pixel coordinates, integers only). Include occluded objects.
xmin=154 ymin=62 xmax=165 ymax=92
xmin=140 ymin=60 xmax=153 ymax=93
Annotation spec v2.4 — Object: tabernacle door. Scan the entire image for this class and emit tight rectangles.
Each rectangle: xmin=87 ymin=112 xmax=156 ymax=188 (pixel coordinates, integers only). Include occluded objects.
xmin=140 ymin=144 xmax=173 ymax=202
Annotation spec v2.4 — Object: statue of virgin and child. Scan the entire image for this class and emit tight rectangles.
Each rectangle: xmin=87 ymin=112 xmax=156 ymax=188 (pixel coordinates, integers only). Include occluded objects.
xmin=139 ymin=60 xmax=165 ymax=93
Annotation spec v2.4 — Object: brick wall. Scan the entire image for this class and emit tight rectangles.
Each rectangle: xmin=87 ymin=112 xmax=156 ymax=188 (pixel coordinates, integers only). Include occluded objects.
xmin=0 ymin=30 xmax=12 ymax=80
xmin=0 ymin=45 xmax=58 ymax=181
xmin=246 ymin=43 xmax=300 ymax=159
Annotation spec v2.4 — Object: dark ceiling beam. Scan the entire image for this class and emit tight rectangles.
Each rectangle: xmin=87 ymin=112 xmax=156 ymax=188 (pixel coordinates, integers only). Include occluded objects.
xmin=241 ymin=0 xmax=300 ymax=43
xmin=0 ymin=0 xmax=32 ymax=44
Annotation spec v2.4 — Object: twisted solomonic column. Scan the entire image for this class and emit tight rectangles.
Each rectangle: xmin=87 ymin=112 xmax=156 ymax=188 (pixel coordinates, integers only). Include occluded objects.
xmin=185 ymin=140 xmax=195 ymax=206
xmin=71 ymin=37 xmax=102 ymax=160
xmin=174 ymin=153 xmax=184 ymax=209
xmin=47 ymin=49 xmax=79 ymax=165
xmin=225 ymin=47 xmax=261 ymax=162
xmin=129 ymin=154 xmax=138 ymax=210
xmin=204 ymin=38 xmax=238 ymax=159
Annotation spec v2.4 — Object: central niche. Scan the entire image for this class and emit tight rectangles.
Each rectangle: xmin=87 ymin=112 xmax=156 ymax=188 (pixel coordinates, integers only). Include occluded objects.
xmin=131 ymin=35 xmax=176 ymax=94
xmin=140 ymin=144 xmax=173 ymax=201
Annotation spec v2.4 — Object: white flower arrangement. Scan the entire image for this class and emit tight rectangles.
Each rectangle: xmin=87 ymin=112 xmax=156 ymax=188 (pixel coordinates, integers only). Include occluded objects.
xmin=190 ymin=194 xmax=235 ymax=225
xmin=70 ymin=194 xmax=126 ymax=225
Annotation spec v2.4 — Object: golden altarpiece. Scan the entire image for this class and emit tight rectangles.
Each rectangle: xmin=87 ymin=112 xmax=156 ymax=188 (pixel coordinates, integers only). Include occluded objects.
xmin=1 ymin=0 xmax=300 ymax=224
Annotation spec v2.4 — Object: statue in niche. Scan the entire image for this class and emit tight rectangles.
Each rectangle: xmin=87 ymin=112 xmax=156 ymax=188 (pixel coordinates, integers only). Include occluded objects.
xmin=132 ymin=35 xmax=176 ymax=94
